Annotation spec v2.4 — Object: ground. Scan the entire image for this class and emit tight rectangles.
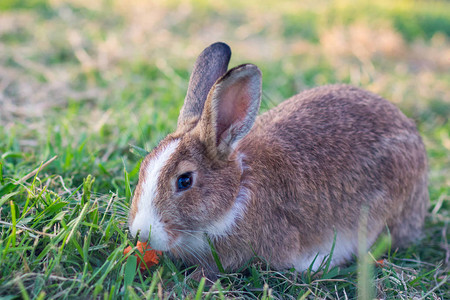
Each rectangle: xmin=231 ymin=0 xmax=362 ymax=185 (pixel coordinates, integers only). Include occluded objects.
xmin=0 ymin=0 xmax=449 ymax=299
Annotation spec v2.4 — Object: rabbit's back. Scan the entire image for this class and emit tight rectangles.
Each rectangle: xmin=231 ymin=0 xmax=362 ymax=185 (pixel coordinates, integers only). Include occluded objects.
xmin=241 ymin=84 xmax=428 ymax=250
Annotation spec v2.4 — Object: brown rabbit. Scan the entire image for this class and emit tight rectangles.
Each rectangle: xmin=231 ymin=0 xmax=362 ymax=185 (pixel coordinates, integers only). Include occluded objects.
xmin=128 ymin=42 xmax=428 ymax=276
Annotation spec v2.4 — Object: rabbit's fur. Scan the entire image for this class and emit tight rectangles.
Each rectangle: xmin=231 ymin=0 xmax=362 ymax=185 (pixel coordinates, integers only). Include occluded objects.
xmin=128 ymin=42 xmax=428 ymax=276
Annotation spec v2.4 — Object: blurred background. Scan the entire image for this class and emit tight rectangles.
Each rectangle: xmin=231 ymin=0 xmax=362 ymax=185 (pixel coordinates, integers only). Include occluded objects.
xmin=0 ymin=0 xmax=449 ymax=194
xmin=0 ymin=1 xmax=449 ymax=297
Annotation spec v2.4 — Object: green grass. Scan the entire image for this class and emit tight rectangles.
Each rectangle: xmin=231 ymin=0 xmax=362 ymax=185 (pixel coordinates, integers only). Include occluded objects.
xmin=1 ymin=0 xmax=449 ymax=298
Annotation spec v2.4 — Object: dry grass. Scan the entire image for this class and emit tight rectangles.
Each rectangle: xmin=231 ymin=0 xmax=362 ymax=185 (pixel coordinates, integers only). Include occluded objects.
xmin=1 ymin=1 xmax=449 ymax=126
xmin=0 ymin=0 xmax=449 ymax=298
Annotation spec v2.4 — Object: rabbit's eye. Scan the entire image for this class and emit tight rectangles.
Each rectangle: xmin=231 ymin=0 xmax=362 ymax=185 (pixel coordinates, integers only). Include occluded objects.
xmin=176 ymin=172 xmax=193 ymax=191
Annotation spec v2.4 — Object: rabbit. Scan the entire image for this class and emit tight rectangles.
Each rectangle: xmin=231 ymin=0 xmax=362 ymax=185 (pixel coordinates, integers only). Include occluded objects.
xmin=128 ymin=42 xmax=429 ymax=277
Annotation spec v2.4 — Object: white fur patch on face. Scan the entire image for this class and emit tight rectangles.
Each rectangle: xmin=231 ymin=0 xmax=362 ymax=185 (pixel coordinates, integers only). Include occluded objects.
xmin=130 ymin=139 xmax=180 ymax=251
xmin=206 ymin=153 xmax=250 ymax=237
xmin=206 ymin=186 xmax=251 ymax=237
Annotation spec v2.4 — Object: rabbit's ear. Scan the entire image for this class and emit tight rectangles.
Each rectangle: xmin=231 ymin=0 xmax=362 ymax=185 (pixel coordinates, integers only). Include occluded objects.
xmin=177 ymin=42 xmax=231 ymax=132
xmin=199 ymin=64 xmax=262 ymax=159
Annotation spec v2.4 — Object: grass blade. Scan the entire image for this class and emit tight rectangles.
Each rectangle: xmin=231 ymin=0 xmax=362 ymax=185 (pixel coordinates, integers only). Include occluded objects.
xmin=206 ymin=236 xmax=225 ymax=273
xmin=194 ymin=277 xmax=206 ymax=300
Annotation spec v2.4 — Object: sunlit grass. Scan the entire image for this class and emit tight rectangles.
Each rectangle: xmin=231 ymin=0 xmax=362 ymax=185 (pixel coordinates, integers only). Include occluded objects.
xmin=0 ymin=0 xmax=449 ymax=298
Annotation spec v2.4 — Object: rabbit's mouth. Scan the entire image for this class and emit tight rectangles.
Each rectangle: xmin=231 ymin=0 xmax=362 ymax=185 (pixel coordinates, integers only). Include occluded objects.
xmin=145 ymin=223 xmax=206 ymax=253
xmin=166 ymin=230 xmax=211 ymax=261
xmin=130 ymin=204 xmax=179 ymax=252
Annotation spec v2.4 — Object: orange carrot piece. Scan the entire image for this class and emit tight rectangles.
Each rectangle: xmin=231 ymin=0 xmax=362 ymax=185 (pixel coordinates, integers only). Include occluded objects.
xmin=375 ymin=259 xmax=385 ymax=267
xmin=124 ymin=241 xmax=162 ymax=270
